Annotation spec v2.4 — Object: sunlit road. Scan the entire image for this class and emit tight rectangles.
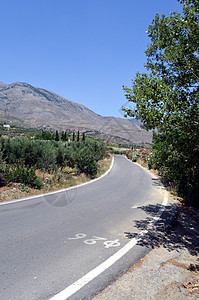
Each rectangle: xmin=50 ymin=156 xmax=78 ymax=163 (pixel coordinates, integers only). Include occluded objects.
xmin=0 ymin=156 xmax=165 ymax=300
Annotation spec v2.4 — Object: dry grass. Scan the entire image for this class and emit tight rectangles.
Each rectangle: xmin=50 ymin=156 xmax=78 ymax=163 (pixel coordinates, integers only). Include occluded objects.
xmin=108 ymin=146 xmax=129 ymax=152
xmin=135 ymin=159 xmax=183 ymax=203
xmin=0 ymin=156 xmax=113 ymax=203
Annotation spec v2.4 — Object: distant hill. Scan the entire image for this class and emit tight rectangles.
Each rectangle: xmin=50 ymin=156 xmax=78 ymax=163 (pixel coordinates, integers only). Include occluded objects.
xmin=0 ymin=81 xmax=152 ymax=146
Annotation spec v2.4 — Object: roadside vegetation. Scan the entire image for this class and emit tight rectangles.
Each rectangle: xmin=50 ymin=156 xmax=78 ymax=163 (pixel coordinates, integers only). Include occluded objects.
xmin=0 ymin=128 xmax=112 ymax=201
xmin=126 ymin=148 xmax=151 ymax=167
xmin=123 ymin=0 xmax=199 ymax=207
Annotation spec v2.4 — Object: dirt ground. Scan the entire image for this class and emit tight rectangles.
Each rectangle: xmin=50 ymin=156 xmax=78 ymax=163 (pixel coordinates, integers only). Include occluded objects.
xmin=1 ymin=157 xmax=198 ymax=299
xmin=93 ymin=204 xmax=199 ymax=299
xmin=0 ymin=157 xmax=112 ymax=203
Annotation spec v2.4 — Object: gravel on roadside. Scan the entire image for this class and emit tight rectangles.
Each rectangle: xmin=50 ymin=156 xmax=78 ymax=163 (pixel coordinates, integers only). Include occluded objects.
xmin=93 ymin=205 xmax=199 ymax=300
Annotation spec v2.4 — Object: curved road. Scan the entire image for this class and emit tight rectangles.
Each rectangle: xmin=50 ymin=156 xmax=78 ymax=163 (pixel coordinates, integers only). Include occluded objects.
xmin=0 ymin=156 xmax=166 ymax=300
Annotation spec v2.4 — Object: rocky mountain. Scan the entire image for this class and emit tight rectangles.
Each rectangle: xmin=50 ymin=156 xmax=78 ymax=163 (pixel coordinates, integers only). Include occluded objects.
xmin=0 ymin=82 xmax=152 ymax=146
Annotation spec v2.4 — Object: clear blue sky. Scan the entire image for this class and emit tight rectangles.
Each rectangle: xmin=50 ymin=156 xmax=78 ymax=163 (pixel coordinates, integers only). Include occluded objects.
xmin=1 ymin=0 xmax=182 ymax=117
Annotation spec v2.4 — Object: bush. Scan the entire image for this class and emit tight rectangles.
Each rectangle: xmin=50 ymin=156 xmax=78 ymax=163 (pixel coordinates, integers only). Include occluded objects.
xmin=2 ymin=162 xmax=42 ymax=189
xmin=33 ymin=177 xmax=43 ymax=189
xmin=0 ymin=136 xmax=107 ymax=182
xmin=126 ymin=148 xmax=151 ymax=163
xmin=63 ymin=141 xmax=106 ymax=176
xmin=77 ymin=147 xmax=98 ymax=176
xmin=152 ymin=131 xmax=199 ymax=207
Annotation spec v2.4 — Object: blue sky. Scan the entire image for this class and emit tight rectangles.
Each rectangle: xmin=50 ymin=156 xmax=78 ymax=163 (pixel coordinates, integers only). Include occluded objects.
xmin=1 ymin=0 xmax=182 ymax=117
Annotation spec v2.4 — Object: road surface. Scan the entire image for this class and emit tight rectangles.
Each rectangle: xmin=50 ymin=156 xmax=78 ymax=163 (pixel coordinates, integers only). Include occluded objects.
xmin=0 ymin=156 xmax=167 ymax=300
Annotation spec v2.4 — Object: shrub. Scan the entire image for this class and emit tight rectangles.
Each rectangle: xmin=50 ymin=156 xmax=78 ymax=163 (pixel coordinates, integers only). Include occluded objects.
xmin=33 ymin=177 xmax=43 ymax=189
xmin=0 ymin=136 xmax=107 ymax=181
xmin=126 ymin=148 xmax=151 ymax=163
xmin=152 ymin=132 xmax=199 ymax=207
xmin=63 ymin=141 xmax=106 ymax=176
xmin=2 ymin=162 xmax=42 ymax=189
xmin=77 ymin=147 xmax=98 ymax=176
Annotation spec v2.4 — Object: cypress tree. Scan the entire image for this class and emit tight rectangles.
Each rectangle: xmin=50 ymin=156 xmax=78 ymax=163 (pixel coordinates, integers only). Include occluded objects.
xmin=55 ymin=130 xmax=59 ymax=141
xmin=77 ymin=130 xmax=80 ymax=142
xmin=72 ymin=130 xmax=75 ymax=142
xmin=64 ymin=131 xmax=68 ymax=141
xmin=61 ymin=131 xmax=65 ymax=141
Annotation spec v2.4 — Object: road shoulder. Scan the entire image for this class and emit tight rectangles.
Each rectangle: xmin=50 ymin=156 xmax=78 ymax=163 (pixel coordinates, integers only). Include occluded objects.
xmin=93 ymin=205 xmax=199 ymax=299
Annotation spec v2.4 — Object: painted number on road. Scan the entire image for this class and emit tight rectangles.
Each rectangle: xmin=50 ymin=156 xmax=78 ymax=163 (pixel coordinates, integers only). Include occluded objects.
xmin=84 ymin=236 xmax=107 ymax=245
xmin=103 ymin=239 xmax=120 ymax=248
xmin=68 ymin=233 xmax=121 ymax=249
xmin=68 ymin=233 xmax=86 ymax=240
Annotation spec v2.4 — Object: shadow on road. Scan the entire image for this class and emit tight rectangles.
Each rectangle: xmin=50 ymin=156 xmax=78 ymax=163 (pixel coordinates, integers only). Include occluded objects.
xmin=125 ymin=203 xmax=199 ymax=256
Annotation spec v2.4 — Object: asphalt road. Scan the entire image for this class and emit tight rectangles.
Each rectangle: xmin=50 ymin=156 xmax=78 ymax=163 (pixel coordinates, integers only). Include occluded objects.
xmin=0 ymin=156 xmax=166 ymax=300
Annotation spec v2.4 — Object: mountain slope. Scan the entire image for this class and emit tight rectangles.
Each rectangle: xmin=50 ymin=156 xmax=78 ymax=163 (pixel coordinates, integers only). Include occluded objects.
xmin=0 ymin=82 xmax=152 ymax=145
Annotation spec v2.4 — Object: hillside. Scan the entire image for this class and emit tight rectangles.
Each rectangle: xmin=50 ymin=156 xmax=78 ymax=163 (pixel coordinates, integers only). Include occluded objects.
xmin=0 ymin=82 xmax=152 ymax=146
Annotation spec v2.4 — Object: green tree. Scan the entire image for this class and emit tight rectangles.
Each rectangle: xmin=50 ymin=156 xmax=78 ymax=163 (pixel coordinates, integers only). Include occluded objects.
xmin=77 ymin=130 xmax=80 ymax=142
xmin=55 ymin=130 xmax=59 ymax=142
xmin=72 ymin=130 xmax=75 ymax=142
xmin=64 ymin=131 xmax=68 ymax=141
xmin=122 ymin=0 xmax=199 ymax=206
xmin=82 ymin=132 xmax=86 ymax=141
xmin=56 ymin=143 xmax=65 ymax=169
xmin=37 ymin=142 xmax=56 ymax=179
xmin=35 ymin=130 xmax=55 ymax=140
xmin=61 ymin=131 xmax=65 ymax=141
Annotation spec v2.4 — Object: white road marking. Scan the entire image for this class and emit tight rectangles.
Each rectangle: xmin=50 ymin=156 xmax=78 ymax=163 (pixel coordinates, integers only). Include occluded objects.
xmin=84 ymin=236 xmax=107 ymax=245
xmin=103 ymin=239 xmax=121 ymax=248
xmin=49 ymin=189 xmax=168 ymax=300
xmin=49 ymin=238 xmax=138 ymax=300
xmin=0 ymin=156 xmax=114 ymax=206
xmin=68 ymin=233 xmax=86 ymax=240
xmin=2 ymin=155 xmax=168 ymax=299
xmin=68 ymin=234 xmax=121 ymax=248
xmin=131 ymin=205 xmax=138 ymax=209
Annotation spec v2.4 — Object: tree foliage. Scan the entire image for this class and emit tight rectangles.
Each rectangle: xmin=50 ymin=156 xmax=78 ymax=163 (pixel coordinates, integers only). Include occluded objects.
xmin=64 ymin=141 xmax=106 ymax=176
xmin=55 ymin=130 xmax=59 ymax=141
xmin=123 ymin=0 xmax=199 ymax=206
xmin=77 ymin=130 xmax=80 ymax=142
xmin=72 ymin=130 xmax=75 ymax=142
xmin=0 ymin=137 xmax=107 ymax=182
xmin=35 ymin=130 xmax=55 ymax=140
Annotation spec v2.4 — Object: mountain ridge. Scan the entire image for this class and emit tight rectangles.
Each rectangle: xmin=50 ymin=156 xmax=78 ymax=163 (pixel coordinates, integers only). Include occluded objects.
xmin=0 ymin=81 xmax=152 ymax=146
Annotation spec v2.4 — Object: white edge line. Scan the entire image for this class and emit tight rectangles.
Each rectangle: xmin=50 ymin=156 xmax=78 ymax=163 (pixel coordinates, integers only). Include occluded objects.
xmin=49 ymin=161 xmax=169 ymax=300
xmin=125 ymin=156 xmax=157 ymax=179
xmin=49 ymin=238 xmax=138 ymax=300
xmin=0 ymin=156 xmax=114 ymax=206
